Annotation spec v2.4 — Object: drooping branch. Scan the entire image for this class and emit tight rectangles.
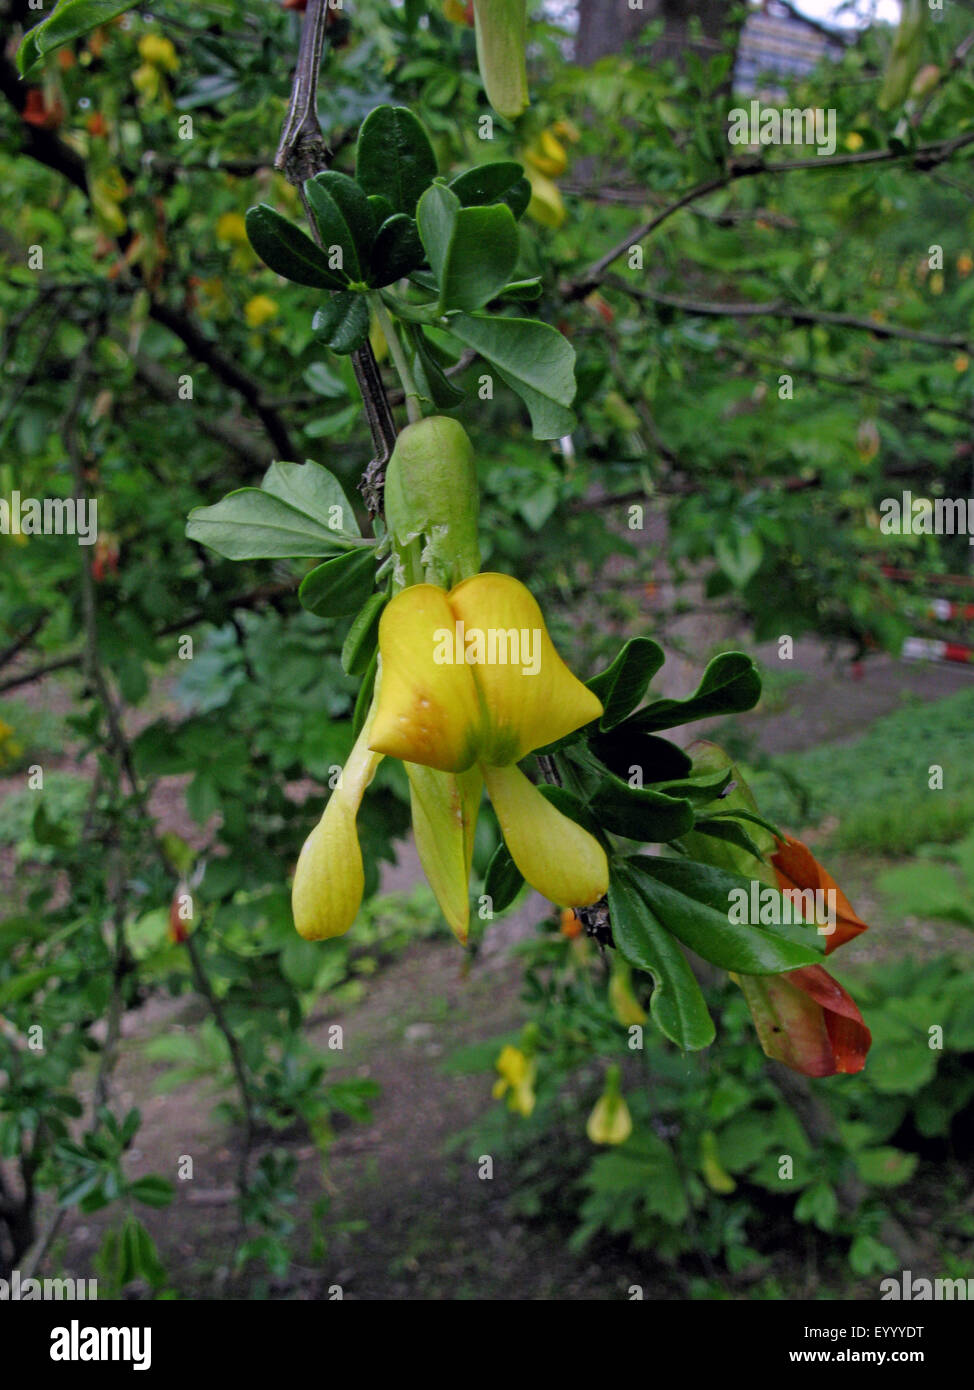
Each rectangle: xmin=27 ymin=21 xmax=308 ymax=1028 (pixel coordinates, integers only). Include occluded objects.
xmin=564 ymin=130 xmax=974 ymax=301
xmin=601 ymin=275 xmax=973 ymax=353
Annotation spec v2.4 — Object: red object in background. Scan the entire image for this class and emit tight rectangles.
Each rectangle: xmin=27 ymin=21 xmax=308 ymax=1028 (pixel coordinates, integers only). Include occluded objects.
xmin=282 ymin=0 xmax=308 ymax=9
xmin=21 ymin=89 xmax=65 ymax=130
xmin=92 ymin=536 xmax=120 ymax=583
xmin=86 ymin=112 xmax=108 ymax=137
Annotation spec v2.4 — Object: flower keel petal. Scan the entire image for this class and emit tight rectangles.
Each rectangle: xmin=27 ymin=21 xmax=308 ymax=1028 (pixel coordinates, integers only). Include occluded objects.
xmin=483 ymin=762 xmax=607 ymax=907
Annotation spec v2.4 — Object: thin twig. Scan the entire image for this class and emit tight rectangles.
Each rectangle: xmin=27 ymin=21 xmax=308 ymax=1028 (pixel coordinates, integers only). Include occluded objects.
xmin=275 ymin=0 xmax=398 ymax=515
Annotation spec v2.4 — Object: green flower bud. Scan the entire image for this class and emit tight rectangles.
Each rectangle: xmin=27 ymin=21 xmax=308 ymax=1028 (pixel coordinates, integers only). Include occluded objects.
xmin=473 ymin=0 xmax=529 ymax=120
xmin=384 ymin=415 xmax=481 ymax=589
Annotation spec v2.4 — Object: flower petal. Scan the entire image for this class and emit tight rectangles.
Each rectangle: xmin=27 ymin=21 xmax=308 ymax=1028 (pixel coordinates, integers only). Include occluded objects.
xmin=406 ymin=762 xmax=482 ymax=944
xmin=292 ymin=717 xmax=382 ymax=941
xmin=736 ymin=965 xmax=871 ymax=1076
xmin=772 ymin=835 xmax=869 ymax=954
xmin=369 ymin=584 xmax=483 ymax=772
xmin=448 ymin=572 xmax=602 ymax=765
xmin=482 ymin=762 xmax=607 ymax=906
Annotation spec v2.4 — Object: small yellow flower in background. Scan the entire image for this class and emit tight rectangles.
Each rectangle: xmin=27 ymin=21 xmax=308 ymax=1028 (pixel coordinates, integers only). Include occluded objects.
xmin=492 ymin=1044 xmax=536 ymax=1116
xmin=523 ymin=129 xmax=567 ymax=179
xmin=954 ymin=354 xmax=970 ymax=373
xmin=132 ymin=63 xmax=160 ymax=100
xmin=524 ymin=167 xmax=565 ymax=229
xmin=844 ymin=131 xmax=864 ymax=152
xmin=244 ymin=294 xmax=278 ymax=328
xmin=929 ymin=271 xmax=944 ymax=296
xmin=0 ymin=718 xmax=22 ymax=767
xmin=700 ymin=1130 xmax=736 ymax=1194
xmin=586 ymin=1065 xmax=632 ymax=1145
xmin=608 ymin=960 xmax=647 ymax=1027
xmin=958 ymin=252 xmax=973 ymax=278
xmin=138 ymin=33 xmax=179 ymax=71
xmin=216 ymin=212 xmax=248 ymax=245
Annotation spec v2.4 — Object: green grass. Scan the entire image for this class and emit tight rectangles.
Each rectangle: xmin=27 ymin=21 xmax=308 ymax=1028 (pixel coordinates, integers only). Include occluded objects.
xmin=742 ymin=687 xmax=974 ymax=854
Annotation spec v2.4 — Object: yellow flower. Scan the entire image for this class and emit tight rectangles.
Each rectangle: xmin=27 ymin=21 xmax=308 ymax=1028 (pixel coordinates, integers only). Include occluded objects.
xmin=844 ymin=131 xmax=864 ymax=152
xmin=523 ymin=130 xmax=568 ymax=179
xmin=244 ymin=294 xmax=278 ymax=328
xmin=586 ymin=1066 xmax=632 ymax=1145
xmin=524 ymin=166 xmax=565 ymax=229
xmin=138 ymin=33 xmax=179 ymax=71
xmin=292 ymin=573 xmax=608 ymax=943
xmin=132 ymin=62 xmax=161 ymax=100
xmin=492 ymin=1044 xmax=536 ymax=1116
xmin=216 ymin=212 xmax=248 ymax=245
xmin=0 ymin=719 xmax=22 ymax=768
xmin=608 ymin=960 xmax=647 ymax=1026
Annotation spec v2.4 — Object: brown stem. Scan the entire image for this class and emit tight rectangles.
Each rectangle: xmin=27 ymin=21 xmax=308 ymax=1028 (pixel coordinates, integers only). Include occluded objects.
xmin=275 ymin=0 xmax=398 ymax=516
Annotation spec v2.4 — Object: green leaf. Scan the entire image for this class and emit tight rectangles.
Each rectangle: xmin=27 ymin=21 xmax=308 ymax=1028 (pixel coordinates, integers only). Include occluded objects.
xmin=632 ymin=652 xmax=762 ymax=733
xmin=484 ymin=840 xmax=523 ymax=913
xmin=370 ymin=214 xmax=426 ymax=287
xmin=299 ymin=549 xmax=376 ymax=618
xmin=352 ymin=649 xmax=378 ymax=738
xmin=355 ymin=105 xmax=437 ymax=216
xmin=417 ymin=183 xmax=519 ymax=313
xmin=311 ymin=293 xmax=371 ymax=355
xmin=17 ymin=0 xmax=138 ymax=75
xmin=589 ymin=774 xmax=695 ymax=843
xmin=261 ymin=460 xmax=361 ymax=538
xmin=692 ymin=816 xmax=766 ymax=861
xmin=626 ymin=857 xmax=823 ymax=974
xmin=342 ymin=592 xmax=386 ymax=675
xmin=304 ymin=172 xmax=375 ymax=283
xmin=590 ymin=730 xmax=692 ymax=784
xmin=408 ymin=325 xmax=465 ymax=408
xmin=715 ymin=530 xmax=763 ymax=588
xmin=447 ymin=313 xmax=576 ymax=439
xmin=245 ymin=205 xmax=345 ymax=290
xmin=587 ymin=636 xmax=665 ymax=729
xmin=367 ymin=194 xmax=396 ymax=229
xmin=449 ymin=162 xmax=532 ymax=220
xmin=854 ymin=1147 xmax=918 ymax=1188
xmin=608 ymin=863 xmax=715 ymax=1050
xmin=186 ymin=460 xmax=360 ymax=560
xmin=129 ymin=1175 xmax=175 ymax=1209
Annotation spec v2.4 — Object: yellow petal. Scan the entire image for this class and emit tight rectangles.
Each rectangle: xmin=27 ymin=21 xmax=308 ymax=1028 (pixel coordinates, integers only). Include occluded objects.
xmin=448 ymin=573 xmax=602 ymax=765
xmin=482 ymin=763 xmax=607 ymax=907
xmin=525 ymin=167 xmax=565 ymax=229
xmin=369 ymin=584 xmax=483 ymax=772
xmin=291 ymin=717 xmax=383 ymax=941
xmin=586 ymin=1092 xmax=632 ymax=1145
xmin=495 ymin=1044 xmax=529 ymax=1086
xmin=406 ymin=762 xmax=482 ymax=944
